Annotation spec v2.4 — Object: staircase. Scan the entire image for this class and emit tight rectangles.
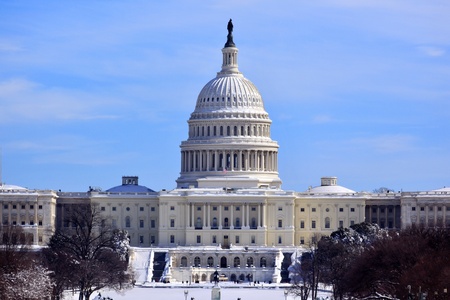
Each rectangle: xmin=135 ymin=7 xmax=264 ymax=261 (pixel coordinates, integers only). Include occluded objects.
xmin=152 ymin=252 xmax=167 ymax=282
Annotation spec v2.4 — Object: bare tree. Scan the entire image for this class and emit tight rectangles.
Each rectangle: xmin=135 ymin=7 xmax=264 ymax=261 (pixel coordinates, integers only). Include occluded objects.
xmin=44 ymin=204 xmax=133 ymax=300
xmin=0 ymin=225 xmax=52 ymax=300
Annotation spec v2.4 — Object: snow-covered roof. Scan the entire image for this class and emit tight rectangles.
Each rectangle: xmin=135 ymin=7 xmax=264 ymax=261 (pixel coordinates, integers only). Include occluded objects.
xmin=306 ymin=176 xmax=355 ymax=194
xmin=432 ymin=186 xmax=450 ymax=192
xmin=0 ymin=183 xmax=27 ymax=191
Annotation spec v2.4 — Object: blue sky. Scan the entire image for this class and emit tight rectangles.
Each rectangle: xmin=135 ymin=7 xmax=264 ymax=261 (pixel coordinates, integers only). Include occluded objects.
xmin=1 ymin=1 xmax=449 ymax=193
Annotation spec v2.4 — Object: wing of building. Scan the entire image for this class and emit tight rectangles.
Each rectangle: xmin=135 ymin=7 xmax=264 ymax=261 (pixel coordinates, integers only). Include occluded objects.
xmin=1 ymin=21 xmax=449 ymax=284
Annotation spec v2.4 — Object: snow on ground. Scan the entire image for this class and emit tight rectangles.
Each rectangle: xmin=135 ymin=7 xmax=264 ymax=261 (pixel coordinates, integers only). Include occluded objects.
xmin=64 ymin=282 xmax=332 ymax=300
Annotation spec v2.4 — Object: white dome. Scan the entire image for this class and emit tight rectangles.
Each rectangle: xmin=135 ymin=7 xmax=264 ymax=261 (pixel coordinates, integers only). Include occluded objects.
xmin=193 ymin=74 xmax=267 ymax=114
xmin=307 ymin=177 xmax=355 ymax=194
xmin=0 ymin=183 xmax=27 ymax=191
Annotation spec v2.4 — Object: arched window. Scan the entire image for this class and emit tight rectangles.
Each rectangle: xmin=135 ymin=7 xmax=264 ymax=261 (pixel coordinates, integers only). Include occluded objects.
xmin=220 ymin=256 xmax=227 ymax=268
xmin=227 ymin=126 xmax=230 ymax=136
xmin=224 ymin=217 xmax=229 ymax=228
xmin=234 ymin=257 xmax=240 ymax=267
xmin=201 ymin=274 xmax=207 ymax=282
xmin=207 ymin=256 xmax=214 ymax=267
xmin=260 ymin=257 xmax=267 ymax=267
xmin=181 ymin=256 xmax=187 ymax=267
xmin=246 ymin=257 xmax=254 ymax=267
xmin=212 ymin=217 xmax=218 ymax=229
xmin=194 ymin=256 xmax=201 ymax=267
xmin=125 ymin=216 xmax=131 ymax=228
xmin=234 ymin=126 xmax=237 ymax=136
xmin=235 ymin=217 xmax=241 ymax=228
xmin=325 ymin=217 xmax=331 ymax=229
xmin=196 ymin=217 xmax=202 ymax=229
xmin=251 ymin=217 xmax=257 ymax=229
xmin=220 ymin=126 xmax=223 ymax=136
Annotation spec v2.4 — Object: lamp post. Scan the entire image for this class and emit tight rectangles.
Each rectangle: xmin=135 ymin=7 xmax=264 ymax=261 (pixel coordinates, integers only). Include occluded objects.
xmin=184 ymin=290 xmax=188 ymax=300
xmin=284 ymin=289 xmax=288 ymax=300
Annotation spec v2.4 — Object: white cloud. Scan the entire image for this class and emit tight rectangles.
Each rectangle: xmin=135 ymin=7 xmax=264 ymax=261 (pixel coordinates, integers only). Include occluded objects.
xmin=349 ymin=134 xmax=418 ymax=154
xmin=417 ymin=46 xmax=446 ymax=57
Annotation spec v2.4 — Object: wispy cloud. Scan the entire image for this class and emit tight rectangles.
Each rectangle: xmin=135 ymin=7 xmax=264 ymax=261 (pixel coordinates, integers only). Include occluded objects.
xmin=349 ymin=134 xmax=418 ymax=154
xmin=417 ymin=46 xmax=446 ymax=57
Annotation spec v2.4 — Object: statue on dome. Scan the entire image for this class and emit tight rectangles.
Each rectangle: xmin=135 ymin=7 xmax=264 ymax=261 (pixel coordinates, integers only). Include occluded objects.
xmin=227 ymin=19 xmax=233 ymax=34
xmin=225 ymin=19 xmax=235 ymax=47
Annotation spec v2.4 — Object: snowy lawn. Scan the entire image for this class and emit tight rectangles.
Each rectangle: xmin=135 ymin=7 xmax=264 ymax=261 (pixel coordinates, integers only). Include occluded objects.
xmin=63 ymin=283 xmax=332 ymax=300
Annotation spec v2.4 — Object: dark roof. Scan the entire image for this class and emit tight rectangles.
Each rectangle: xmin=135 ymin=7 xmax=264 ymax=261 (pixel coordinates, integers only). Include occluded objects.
xmin=106 ymin=184 xmax=155 ymax=193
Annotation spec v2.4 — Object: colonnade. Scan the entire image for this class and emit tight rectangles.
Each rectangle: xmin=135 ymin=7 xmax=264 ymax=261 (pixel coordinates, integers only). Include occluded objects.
xmin=181 ymin=149 xmax=278 ymax=173
xmin=185 ymin=202 xmax=266 ymax=229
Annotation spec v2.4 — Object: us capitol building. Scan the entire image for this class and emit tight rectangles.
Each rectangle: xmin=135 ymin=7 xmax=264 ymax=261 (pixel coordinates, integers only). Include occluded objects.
xmin=1 ymin=21 xmax=449 ymax=284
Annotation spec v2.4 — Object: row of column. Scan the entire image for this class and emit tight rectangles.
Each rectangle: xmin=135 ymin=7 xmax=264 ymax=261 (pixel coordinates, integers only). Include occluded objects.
xmin=181 ymin=149 xmax=278 ymax=173
xmin=185 ymin=202 xmax=266 ymax=229
xmin=0 ymin=202 xmax=39 ymax=225
xmin=367 ymin=205 xmax=400 ymax=229
xmin=190 ymin=123 xmax=270 ymax=138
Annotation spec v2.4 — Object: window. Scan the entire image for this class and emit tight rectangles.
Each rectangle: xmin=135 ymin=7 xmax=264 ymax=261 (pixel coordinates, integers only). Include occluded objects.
xmin=112 ymin=219 xmax=117 ymax=228
xmin=21 ymin=205 xmax=26 ymax=209
xmin=196 ymin=235 xmax=201 ymax=244
xmin=170 ymin=235 xmax=175 ymax=243
xmin=260 ymin=257 xmax=267 ymax=267
xmin=412 ymin=207 xmax=416 ymax=211
xmin=224 ymin=206 xmax=229 ymax=211
xmin=21 ymin=221 xmax=25 ymax=225
xmin=350 ymin=208 xmax=355 ymax=212
xmin=325 ymin=217 xmax=330 ymax=229
xmin=300 ymin=221 xmax=305 ymax=228
xmin=247 ymin=257 xmax=254 ymax=267
xmin=207 ymin=257 xmax=214 ymax=267
xmin=278 ymin=236 xmax=282 ymax=244
xmin=339 ymin=220 xmax=344 ymax=228
xmin=278 ymin=206 xmax=282 ymax=211
xmin=151 ymin=220 xmax=156 ymax=228
xmin=212 ymin=235 xmax=217 ymax=244
xmin=112 ymin=207 xmax=117 ymax=211
xmin=170 ymin=219 xmax=175 ymax=228
xmin=251 ymin=235 xmax=256 ymax=244
xmin=311 ymin=220 xmax=316 ymax=229
xmin=234 ymin=257 xmax=240 ymax=267
xmin=236 ymin=206 xmax=240 ymax=211
xmin=197 ymin=206 xmax=201 ymax=211
xmin=181 ymin=256 xmax=188 ymax=267
xmin=300 ymin=237 xmax=305 ymax=245
xmin=140 ymin=207 xmax=144 ymax=211
xmin=213 ymin=206 xmax=217 ymax=211
xmin=224 ymin=218 xmax=229 ymax=228
xmin=38 ymin=236 xmax=43 ymax=243
xmin=339 ymin=208 xmax=344 ymax=212
xmin=312 ymin=207 xmax=316 ymax=212
xmin=170 ymin=206 xmax=175 ymax=211
xmin=212 ymin=217 xmax=218 ymax=229
xmin=194 ymin=256 xmax=201 ymax=267
xmin=420 ymin=207 xmax=425 ymax=211
xmin=125 ymin=216 xmax=131 ymax=228
xmin=300 ymin=207 xmax=305 ymax=212
xmin=251 ymin=218 xmax=257 ymax=229
xmin=13 ymin=205 xmax=17 ymax=209
xmin=235 ymin=235 xmax=239 ymax=244
xmin=278 ymin=219 xmax=283 ymax=228
xmin=251 ymin=207 xmax=256 ymax=211
xmin=30 ymin=205 xmax=34 ymax=209
xmin=151 ymin=207 xmax=155 ymax=212
xmin=38 ymin=205 xmax=43 ymax=209
xmin=235 ymin=217 xmax=240 ymax=228
xmin=139 ymin=235 xmax=144 ymax=244
xmin=150 ymin=236 xmax=155 ymax=244
xmin=30 ymin=220 xmax=34 ymax=226
xmin=140 ymin=220 xmax=144 ymax=228
xmin=38 ymin=220 xmax=43 ymax=226
xmin=3 ymin=205 xmax=7 ymax=209
xmin=126 ymin=207 xmax=130 ymax=211
xmin=196 ymin=217 xmax=202 ymax=229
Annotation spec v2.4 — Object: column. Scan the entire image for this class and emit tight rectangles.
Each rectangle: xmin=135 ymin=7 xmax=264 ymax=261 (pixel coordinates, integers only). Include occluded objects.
xmin=207 ymin=151 xmax=210 ymax=171
xmin=193 ymin=151 xmax=197 ymax=171
xmin=191 ymin=203 xmax=195 ymax=228
xmin=203 ymin=204 xmax=206 ymax=228
xmin=230 ymin=204 xmax=234 ymax=229
xmin=258 ymin=204 xmax=261 ymax=227
xmin=188 ymin=151 xmax=192 ymax=172
xmin=262 ymin=204 xmax=266 ymax=227
xmin=239 ymin=150 xmax=242 ymax=171
xmin=185 ymin=203 xmax=190 ymax=228
xmin=214 ymin=150 xmax=218 ymax=171
xmin=231 ymin=150 xmax=234 ymax=171
xmin=219 ymin=205 xmax=222 ymax=229
xmin=207 ymin=203 xmax=210 ymax=228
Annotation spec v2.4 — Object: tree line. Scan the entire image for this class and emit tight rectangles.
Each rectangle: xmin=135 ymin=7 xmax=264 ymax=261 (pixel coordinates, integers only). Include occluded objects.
xmin=290 ymin=223 xmax=450 ymax=300
xmin=0 ymin=204 xmax=134 ymax=300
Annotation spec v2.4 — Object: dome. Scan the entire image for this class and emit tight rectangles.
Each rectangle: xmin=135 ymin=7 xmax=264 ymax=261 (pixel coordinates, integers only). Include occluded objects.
xmin=307 ymin=177 xmax=355 ymax=194
xmin=105 ymin=176 xmax=155 ymax=193
xmin=193 ymin=74 xmax=267 ymax=114
xmin=432 ymin=186 xmax=450 ymax=193
xmin=0 ymin=183 xmax=27 ymax=191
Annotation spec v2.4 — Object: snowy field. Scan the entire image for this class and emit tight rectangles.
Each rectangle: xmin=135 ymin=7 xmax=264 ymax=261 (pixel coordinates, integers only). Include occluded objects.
xmin=64 ymin=283 xmax=332 ymax=300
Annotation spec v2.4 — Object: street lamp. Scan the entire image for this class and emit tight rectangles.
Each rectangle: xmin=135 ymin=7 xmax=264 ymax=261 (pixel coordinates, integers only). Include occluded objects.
xmin=284 ymin=289 xmax=288 ymax=300
xmin=184 ymin=290 xmax=188 ymax=300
